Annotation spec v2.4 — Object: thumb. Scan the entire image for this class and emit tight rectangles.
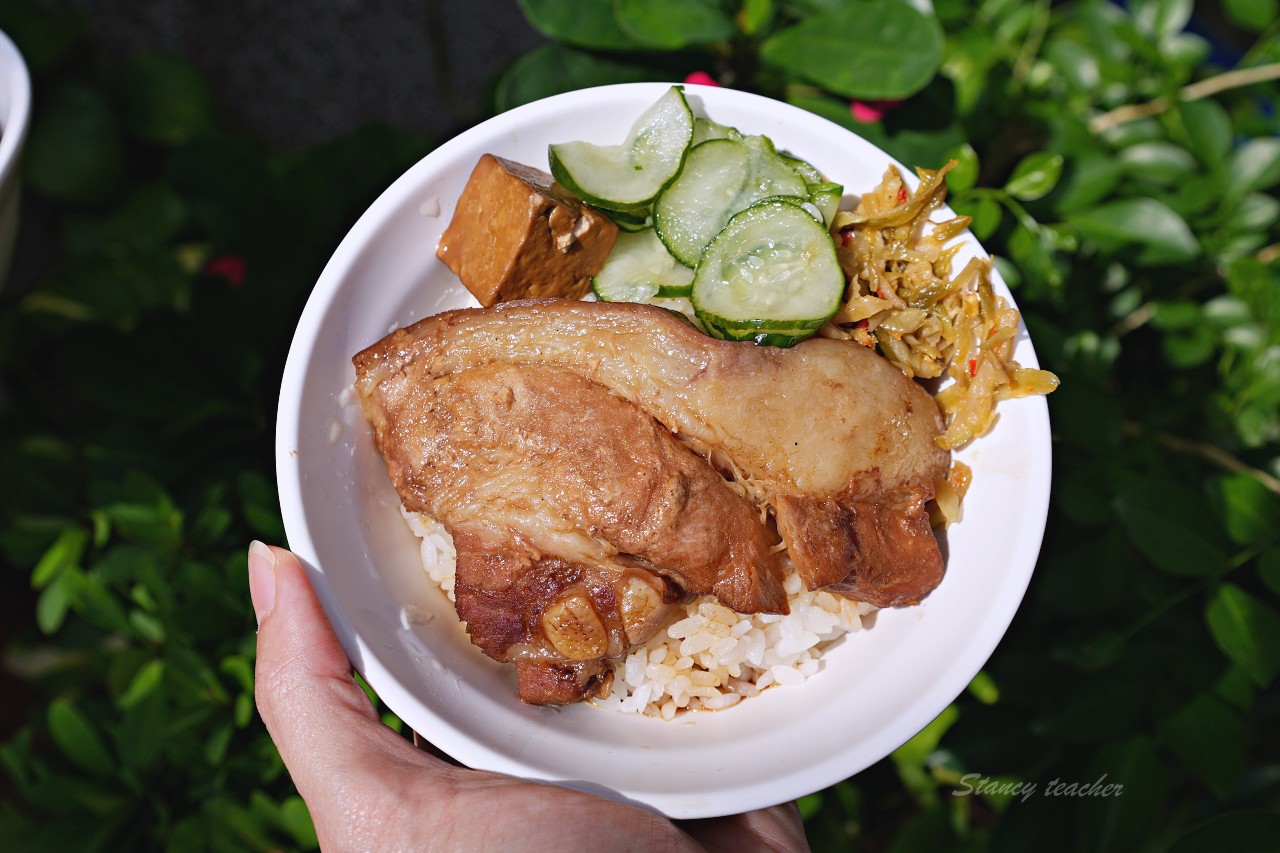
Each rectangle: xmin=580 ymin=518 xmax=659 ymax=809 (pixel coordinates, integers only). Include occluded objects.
xmin=249 ymin=541 xmax=433 ymax=804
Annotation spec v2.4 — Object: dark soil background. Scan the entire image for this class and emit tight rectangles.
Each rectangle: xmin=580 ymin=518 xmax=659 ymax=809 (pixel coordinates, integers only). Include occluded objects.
xmin=61 ymin=0 xmax=546 ymax=148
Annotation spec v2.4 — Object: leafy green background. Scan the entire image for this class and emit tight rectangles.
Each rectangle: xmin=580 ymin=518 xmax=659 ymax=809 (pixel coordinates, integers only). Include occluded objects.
xmin=2 ymin=0 xmax=1279 ymax=850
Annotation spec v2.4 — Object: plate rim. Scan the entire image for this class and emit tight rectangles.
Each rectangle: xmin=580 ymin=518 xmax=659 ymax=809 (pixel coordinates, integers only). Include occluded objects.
xmin=275 ymin=81 xmax=1053 ymax=818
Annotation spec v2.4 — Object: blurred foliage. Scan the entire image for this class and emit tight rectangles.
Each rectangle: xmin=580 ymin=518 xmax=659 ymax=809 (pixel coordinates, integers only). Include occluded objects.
xmin=0 ymin=2 xmax=430 ymax=849
xmin=2 ymin=0 xmax=1279 ymax=851
xmin=511 ymin=2 xmax=1280 ymax=849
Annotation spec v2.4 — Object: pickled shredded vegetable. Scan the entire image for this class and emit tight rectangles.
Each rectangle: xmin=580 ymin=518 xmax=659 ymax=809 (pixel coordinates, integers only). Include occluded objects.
xmin=825 ymin=161 xmax=1059 ymax=458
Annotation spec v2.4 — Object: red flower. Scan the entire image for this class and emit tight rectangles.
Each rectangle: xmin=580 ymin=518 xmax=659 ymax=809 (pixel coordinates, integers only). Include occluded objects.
xmin=204 ymin=254 xmax=246 ymax=289
xmin=683 ymin=71 xmax=721 ymax=87
xmin=849 ymin=99 xmax=904 ymax=124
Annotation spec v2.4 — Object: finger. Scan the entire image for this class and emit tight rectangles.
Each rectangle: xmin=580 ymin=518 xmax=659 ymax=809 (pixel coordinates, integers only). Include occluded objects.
xmin=678 ymin=802 xmax=811 ymax=852
xmin=249 ymin=542 xmax=440 ymax=800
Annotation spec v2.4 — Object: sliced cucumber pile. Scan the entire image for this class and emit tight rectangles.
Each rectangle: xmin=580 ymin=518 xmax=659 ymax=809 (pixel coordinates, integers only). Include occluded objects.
xmin=553 ymin=86 xmax=845 ymax=346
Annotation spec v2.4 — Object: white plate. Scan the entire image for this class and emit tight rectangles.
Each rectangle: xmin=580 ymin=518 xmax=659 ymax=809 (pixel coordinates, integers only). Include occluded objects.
xmin=276 ymin=82 xmax=1052 ymax=819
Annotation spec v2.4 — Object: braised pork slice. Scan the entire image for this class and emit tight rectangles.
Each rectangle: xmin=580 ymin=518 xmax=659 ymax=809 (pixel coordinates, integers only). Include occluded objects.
xmin=450 ymin=528 xmax=679 ymax=704
xmin=353 ymin=360 xmax=788 ymax=701
xmin=357 ymin=361 xmax=787 ymax=613
xmin=774 ymin=494 xmax=943 ymax=607
xmin=354 ymin=298 xmax=950 ymax=607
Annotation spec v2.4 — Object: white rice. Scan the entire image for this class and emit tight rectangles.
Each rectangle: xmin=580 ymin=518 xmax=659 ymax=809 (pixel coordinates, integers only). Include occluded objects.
xmin=401 ymin=507 xmax=457 ymax=602
xmin=400 ymin=506 xmax=873 ymax=716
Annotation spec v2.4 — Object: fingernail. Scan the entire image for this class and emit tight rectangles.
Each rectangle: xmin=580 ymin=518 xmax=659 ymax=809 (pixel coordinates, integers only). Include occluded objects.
xmin=248 ymin=540 xmax=277 ymax=625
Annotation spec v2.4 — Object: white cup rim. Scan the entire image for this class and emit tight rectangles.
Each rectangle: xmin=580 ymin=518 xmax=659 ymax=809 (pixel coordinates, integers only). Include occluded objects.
xmin=0 ymin=28 xmax=33 ymax=188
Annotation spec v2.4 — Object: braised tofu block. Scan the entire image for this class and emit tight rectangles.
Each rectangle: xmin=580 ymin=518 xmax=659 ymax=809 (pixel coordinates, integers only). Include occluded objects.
xmin=436 ymin=154 xmax=619 ymax=306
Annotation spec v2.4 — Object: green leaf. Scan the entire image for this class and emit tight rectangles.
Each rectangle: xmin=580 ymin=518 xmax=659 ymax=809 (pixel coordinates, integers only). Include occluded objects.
xmin=515 ymin=0 xmax=639 ymax=50
xmin=1260 ymin=551 xmax=1280 ymax=598
xmin=117 ymin=691 xmax=167 ymax=773
xmin=47 ymin=699 xmax=116 ymax=778
xmin=969 ymin=196 xmax=1002 ymax=240
xmin=966 ymin=670 xmax=999 ymax=704
xmin=797 ymin=792 xmax=823 ymax=820
xmin=1213 ymin=473 xmax=1280 ymax=547
xmin=1178 ymin=99 xmax=1232 ymax=166
xmin=66 ymin=183 xmax=188 ymax=255
xmin=23 ymin=83 xmax=126 ymax=205
xmin=1078 ymin=0 xmax=1134 ymax=70
xmin=118 ymin=52 xmax=219 ymax=145
xmin=129 ymin=610 xmax=166 ymax=643
xmin=70 ymin=574 xmax=134 ymax=635
xmin=1226 ymin=138 xmax=1280 ymax=197
xmin=891 ymin=703 xmax=959 ymax=803
xmin=1161 ymin=33 xmax=1211 ymax=73
xmin=739 ymin=0 xmax=775 ymax=35
xmin=1117 ymin=141 xmax=1197 ymax=185
xmin=204 ymin=797 xmax=278 ymax=851
xmin=220 ymin=655 xmax=255 ymax=695
xmin=493 ymin=44 xmax=660 ymax=112
xmin=1129 ymin=0 xmax=1193 ymax=39
xmin=1156 ymin=693 xmax=1247 ymax=799
xmin=92 ymin=471 xmax=184 ymax=551
xmin=1031 ymin=678 xmax=1145 ymax=743
xmin=1113 ymin=482 xmax=1228 ymax=577
xmin=117 ymin=659 xmax=165 ymax=710
xmin=1055 ymin=155 xmax=1124 ymax=214
xmin=0 ymin=1 xmax=83 ymax=72
xmin=279 ymin=797 xmax=319 ymax=849
xmin=1221 ymin=193 xmax=1280 ymax=239
xmin=1223 ymin=0 xmax=1279 ymax=32
xmin=1045 ymin=38 xmax=1101 ymax=94
xmin=760 ymin=0 xmax=944 ymax=100
xmin=235 ymin=693 xmax=254 ymax=729
xmin=1205 ymin=583 xmax=1280 ymax=687
xmin=1007 ymin=225 xmax=1067 ymax=295
xmin=31 ymin=525 xmax=88 ymax=589
xmin=204 ymin=723 xmax=233 ymax=767
xmin=883 ymin=803 xmax=966 ymax=850
xmin=1214 ymin=664 xmax=1256 ymax=711
xmin=239 ymin=470 xmax=286 ymax=542
xmin=1151 ymin=300 xmax=1216 ymax=367
xmin=1169 ymin=811 xmax=1280 ymax=852
xmin=1224 ymin=256 xmax=1279 ymax=332
xmin=614 ymin=0 xmax=734 ymax=49
xmin=1066 ymin=198 xmax=1199 ymax=266
xmin=36 ymin=573 xmax=73 ymax=635
xmin=943 ymin=143 xmax=979 ymax=193
xmin=900 ymin=710 xmax=960 ymax=761
xmin=1079 ymin=736 xmax=1166 ymax=853
xmin=1004 ymin=151 xmax=1063 ymax=200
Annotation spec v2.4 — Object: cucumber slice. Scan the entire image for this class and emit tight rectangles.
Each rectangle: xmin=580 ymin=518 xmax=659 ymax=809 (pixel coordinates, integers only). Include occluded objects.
xmin=766 ymin=184 xmax=845 ymax=229
xmin=655 ymin=134 xmax=810 ymax=267
xmin=807 ymin=181 xmax=843 ymax=226
xmin=741 ymin=135 xmax=809 ymax=201
xmin=779 ymin=152 xmax=823 ymax=186
xmin=692 ymin=199 xmax=844 ymax=345
xmin=592 ymin=229 xmax=695 ymax=302
xmin=692 ymin=117 xmax=743 ymax=146
xmin=608 ymin=207 xmax=651 ymax=232
xmin=548 ymin=86 xmax=694 ymax=214
xmin=712 ymin=327 xmax=819 ymax=347
xmin=752 ymin=194 xmax=829 ymax=227
xmin=777 ymin=153 xmax=843 ymax=224
xmin=652 ymin=138 xmax=751 ymax=267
